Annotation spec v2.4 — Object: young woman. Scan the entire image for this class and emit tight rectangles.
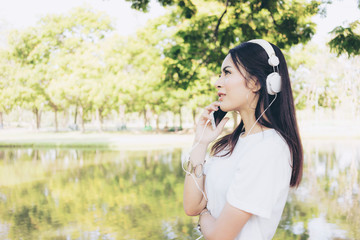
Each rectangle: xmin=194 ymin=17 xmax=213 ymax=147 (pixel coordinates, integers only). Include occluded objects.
xmin=183 ymin=39 xmax=303 ymax=240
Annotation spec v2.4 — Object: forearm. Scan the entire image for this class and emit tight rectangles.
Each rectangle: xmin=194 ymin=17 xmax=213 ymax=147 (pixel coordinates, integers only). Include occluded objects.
xmin=199 ymin=211 xmax=217 ymax=240
xmin=199 ymin=204 xmax=252 ymax=240
xmin=183 ymin=141 xmax=208 ymax=215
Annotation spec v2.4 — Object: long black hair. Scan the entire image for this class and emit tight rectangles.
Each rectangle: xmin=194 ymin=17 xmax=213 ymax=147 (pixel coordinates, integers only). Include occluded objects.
xmin=210 ymin=41 xmax=303 ymax=188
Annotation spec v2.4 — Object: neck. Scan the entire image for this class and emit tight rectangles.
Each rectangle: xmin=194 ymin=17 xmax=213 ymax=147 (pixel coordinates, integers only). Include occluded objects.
xmin=239 ymin=108 xmax=263 ymax=136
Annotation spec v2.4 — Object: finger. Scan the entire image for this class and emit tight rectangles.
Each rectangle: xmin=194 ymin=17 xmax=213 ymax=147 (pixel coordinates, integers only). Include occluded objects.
xmin=212 ymin=101 xmax=221 ymax=107
xmin=209 ymin=101 xmax=221 ymax=109
xmin=205 ymin=104 xmax=219 ymax=113
xmin=198 ymin=118 xmax=212 ymax=130
xmin=200 ymin=112 xmax=213 ymax=123
xmin=205 ymin=106 xmax=217 ymax=114
xmin=215 ymin=117 xmax=230 ymax=133
xmin=209 ymin=102 xmax=222 ymax=112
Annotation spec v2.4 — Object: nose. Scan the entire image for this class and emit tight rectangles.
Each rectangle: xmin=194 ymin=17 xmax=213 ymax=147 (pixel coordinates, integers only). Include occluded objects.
xmin=214 ymin=76 xmax=223 ymax=89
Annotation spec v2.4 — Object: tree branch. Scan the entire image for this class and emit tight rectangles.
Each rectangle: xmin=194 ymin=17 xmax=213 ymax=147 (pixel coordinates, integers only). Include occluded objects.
xmin=214 ymin=0 xmax=229 ymax=42
xmin=186 ymin=0 xmax=229 ymax=84
xmin=269 ymin=10 xmax=280 ymax=28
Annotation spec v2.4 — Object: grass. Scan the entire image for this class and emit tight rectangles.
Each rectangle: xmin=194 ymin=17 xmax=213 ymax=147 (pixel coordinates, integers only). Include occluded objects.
xmin=0 ymin=120 xmax=359 ymax=150
xmin=0 ymin=130 xmax=194 ymax=150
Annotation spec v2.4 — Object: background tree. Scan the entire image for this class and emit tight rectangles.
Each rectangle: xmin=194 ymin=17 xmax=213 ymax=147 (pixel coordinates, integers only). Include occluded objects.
xmin=1 ymin=1 xmax=358 ymax=131
xmin=287 ymin=42 xmax=360 ymax=119
xmin=112 ymin=18 xmax=175 ymax=130
xmin=0 ymin=49 xmax=16 ymax=128
xmin=328 ymin=0 xmax=360 ymax=57
xmin=5 ymin=7 xmax=113 ymax=131
xmin=126 ymin=0 xmax=322 ymax=89
xmin=6 ymin=27 xmax=47 ymax=129
xmin=329 ymin=20 xmax=360 ymax=57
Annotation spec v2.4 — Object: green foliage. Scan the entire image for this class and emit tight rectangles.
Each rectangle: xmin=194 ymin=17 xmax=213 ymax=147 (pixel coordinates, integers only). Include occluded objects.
xmin=126 ymin=0 xmax=197 ymax=18
xmin=0 ymin=49 xmax=15 ymax=113
xmin=4 ymin=7 xmax=113 ymax=130
xmin=327 ymin=0 xmax=360 ymax=57
xmin=328 ymin=21 xmax=360 ymax=57
xmin=286 ymin=43 xmax=353 ymax=112
xmin=160 ymin=0 xmax=321 ymax=89
xmin=317 ymin=78 xmax=340 ymax=110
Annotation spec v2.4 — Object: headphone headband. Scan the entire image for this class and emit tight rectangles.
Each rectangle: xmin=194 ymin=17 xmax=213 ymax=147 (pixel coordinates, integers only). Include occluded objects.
xmin=248 ymin=39 xmax=282 ymax=95
xmin=248 ymin=39 xmax=279 ymax=67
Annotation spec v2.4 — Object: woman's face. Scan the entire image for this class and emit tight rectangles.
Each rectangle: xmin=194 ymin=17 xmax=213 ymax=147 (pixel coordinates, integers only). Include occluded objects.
xmin=214 ymin=54 xmax=257 ymax=113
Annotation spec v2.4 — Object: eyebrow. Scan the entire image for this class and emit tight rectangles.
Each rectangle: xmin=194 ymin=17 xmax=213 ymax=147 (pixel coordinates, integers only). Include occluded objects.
xmin=222 ymin=66 xmax=232 ymax=72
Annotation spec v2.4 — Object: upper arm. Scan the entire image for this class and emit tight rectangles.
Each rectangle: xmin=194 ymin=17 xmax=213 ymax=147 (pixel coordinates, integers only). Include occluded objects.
xmin=207 ymin=202 xmax=252 ymax=240
xmin=226 ymin=141 xmax=290 ymax=219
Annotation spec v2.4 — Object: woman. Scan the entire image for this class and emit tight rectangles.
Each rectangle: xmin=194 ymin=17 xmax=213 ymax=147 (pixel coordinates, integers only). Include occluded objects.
xmin=183 ymin=39 xmax=303 ymax=240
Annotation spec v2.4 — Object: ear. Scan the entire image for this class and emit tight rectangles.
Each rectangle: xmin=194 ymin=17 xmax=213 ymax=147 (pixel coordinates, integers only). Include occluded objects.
xmin=248 ymin=77 xmax=261 ymax=93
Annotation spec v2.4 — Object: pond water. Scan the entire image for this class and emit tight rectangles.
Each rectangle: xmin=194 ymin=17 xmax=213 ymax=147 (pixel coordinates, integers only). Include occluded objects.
xmin=0 ymin=140 xmax=359 ymax=240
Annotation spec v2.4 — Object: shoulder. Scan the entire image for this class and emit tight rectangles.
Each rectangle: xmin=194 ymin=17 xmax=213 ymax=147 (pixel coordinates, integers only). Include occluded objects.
xmin=261 ymin=129 xmax=289 ymax=152
xmin=246 ymin=129 xmax=291 ymax=164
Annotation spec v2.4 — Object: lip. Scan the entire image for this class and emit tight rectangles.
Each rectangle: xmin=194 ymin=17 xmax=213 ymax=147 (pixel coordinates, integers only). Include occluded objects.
xmin=218 ymin=93 xmax=226 ymax=101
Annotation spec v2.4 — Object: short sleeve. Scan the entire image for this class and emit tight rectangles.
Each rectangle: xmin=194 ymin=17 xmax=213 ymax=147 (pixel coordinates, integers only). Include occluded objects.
xmin=203 ymin=153 xmax=212 ymax=175
xmin=226 ymin=140 xmax=290 ymax=219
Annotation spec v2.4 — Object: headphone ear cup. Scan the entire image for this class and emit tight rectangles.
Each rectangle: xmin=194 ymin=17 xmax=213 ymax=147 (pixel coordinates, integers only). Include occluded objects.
xmin=268 ymin=55 xmax=280 ymax=67
xmin=266 ymin=72 xmax=282 ymax=95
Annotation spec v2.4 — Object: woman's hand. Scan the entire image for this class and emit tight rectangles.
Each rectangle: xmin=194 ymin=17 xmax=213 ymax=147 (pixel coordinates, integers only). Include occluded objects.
xmin=194 ymin=101 xmax=230 ymax=145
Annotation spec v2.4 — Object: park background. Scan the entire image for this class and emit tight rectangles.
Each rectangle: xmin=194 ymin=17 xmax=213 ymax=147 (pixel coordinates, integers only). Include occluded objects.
xmin=0 ymin=0 xmax=359 ymax=239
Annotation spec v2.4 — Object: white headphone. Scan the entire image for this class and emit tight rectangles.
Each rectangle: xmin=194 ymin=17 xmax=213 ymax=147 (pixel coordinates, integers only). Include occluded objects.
xmin=248 ymin=39 xmax=282 ymax=95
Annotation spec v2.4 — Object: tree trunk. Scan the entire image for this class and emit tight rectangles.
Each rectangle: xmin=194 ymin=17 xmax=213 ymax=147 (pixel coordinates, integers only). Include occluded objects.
xmin=37 ymin=111 xmax=41 ymax=129
xmin=38 ymin=110 xmax=41 ymax=129
xmin=173 ymin=111 xmax=176 ymax=129
xmin=96 ymin=108 xmax=103 ymax=132
xmin=63 ymin=109 xmax=69 ymax=129
xmin=119 ymin=105 xmax=126 ymax=130
xmin=146 ymin=108 xmax=152 ymax=128
xmin=0 ymin=112 xmax=3 ymax=129
xmin=54 ymin=109 xmax=58 ymax=132
xmin=99 ymin=112 xmax=103 ymax=131
xmin=33 ymin=107 xmax=42 ymax=130
xmin=155 ymin=113 xmax=160 ymax=132
xmin=163 ymin=111 xmax=169 ymax=131
xmin=143 ymin=109 xmax=147 ymax=128
xmin=79 ymin=106 xmax=85 ymax=132
xmin=179 ymin=106 xmax=183 ymax=129
xmin=74 ymin=105 xmax=78 ymax=125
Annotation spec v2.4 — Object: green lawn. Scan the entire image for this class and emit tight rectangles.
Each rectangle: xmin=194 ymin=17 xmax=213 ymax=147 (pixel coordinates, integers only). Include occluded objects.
xmin=0 ymin=122 xmax=359 ymax=149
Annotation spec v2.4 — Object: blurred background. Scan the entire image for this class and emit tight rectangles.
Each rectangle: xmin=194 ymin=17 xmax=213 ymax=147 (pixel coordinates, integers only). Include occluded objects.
xmin=0 ymin=0 xmax=359 ymax=239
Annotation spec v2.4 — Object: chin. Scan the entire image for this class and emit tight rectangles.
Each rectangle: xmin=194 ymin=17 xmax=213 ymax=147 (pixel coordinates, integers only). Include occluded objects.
xmin=220 ymin=104 xmax=239 ymax=113
xmin=219 ymin=104 xmax=229 ymax=112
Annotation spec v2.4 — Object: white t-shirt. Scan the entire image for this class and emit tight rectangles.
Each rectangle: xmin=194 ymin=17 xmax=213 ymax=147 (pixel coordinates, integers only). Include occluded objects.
xmin=204 ymin=129 xmax=292 ymax=240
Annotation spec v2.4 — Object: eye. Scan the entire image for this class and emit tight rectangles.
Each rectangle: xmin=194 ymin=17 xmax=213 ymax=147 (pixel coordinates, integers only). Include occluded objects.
xmin=218 ymin=74 xmax=221 ymax=78
xmin=224 ymin=70 xmax=230 ymax=75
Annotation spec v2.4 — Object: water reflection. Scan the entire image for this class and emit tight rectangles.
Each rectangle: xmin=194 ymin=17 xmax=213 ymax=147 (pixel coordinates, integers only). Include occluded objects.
xmin=0 ymin=140 xmax=359 ymax=240
xmin=275 ymin=140 xmax=360 ymax=240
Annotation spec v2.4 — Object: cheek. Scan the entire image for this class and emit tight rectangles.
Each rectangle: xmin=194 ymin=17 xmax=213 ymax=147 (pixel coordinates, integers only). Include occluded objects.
xmin=225 ymin=77 xmax=247 ymax=97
